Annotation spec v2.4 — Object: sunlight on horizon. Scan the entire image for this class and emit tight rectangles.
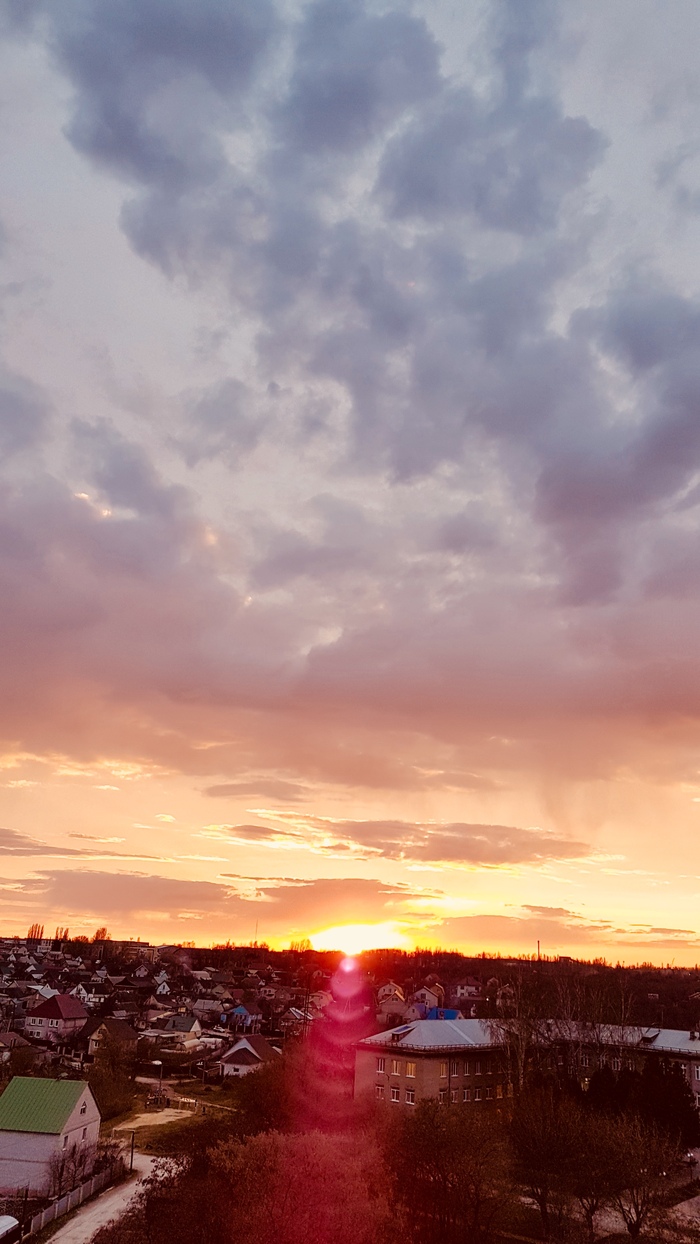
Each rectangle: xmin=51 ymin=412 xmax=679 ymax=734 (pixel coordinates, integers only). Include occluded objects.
xmin=310 ymin=922 xmax=412 ymax=954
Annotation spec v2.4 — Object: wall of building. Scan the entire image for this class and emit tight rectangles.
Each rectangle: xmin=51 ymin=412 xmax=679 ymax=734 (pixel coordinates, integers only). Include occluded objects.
xmin=0 ymin=1131 xmax=59 ymax=1195
xmin=355 ymin=1047 xmax=510 ymax=1108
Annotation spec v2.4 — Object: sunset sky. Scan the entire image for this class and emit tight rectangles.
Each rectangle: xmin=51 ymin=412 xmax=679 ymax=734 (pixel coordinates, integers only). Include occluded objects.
xmin=2 ymin=1 xmax=700 ymax=961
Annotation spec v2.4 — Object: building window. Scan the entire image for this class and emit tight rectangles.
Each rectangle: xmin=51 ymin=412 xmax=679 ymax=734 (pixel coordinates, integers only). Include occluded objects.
xmin=376 ymin=1058 xmax=385 ymax=1074
xmin=464 ymin=1060 xmax=470 ymax=1076
xmin=82 ymin=1128 xmax=87 ymax=1140
xmin=463 ymin=1088 xmax=471 ymax=1102
xmin=450 ymin=1060 xmax=459 ymax=1076
xmin=439 ymin=1061 xmax=447 ymax=1079
xmin=406 ymin=1062 xmax=416 ymax=1078
xmin=695 ymin=1066 xmax=700 ymax=1082
xmin=581 ymin=1054 xmax=590 ymax=1068
xmin=485 ymin=1086 xmax=493 ymax=1100
xmin=49 ymin=1020 xmax=58 ymax=1028
xmin=474 ymin=1087 xmax=482 ymax=1102
xmin=679 ymin=1063 xmax=687 ymax=1077
xmin=391 ymin=1059 xmax=401 ymax=1076
xmin=375 ymin=1085 xmax=384 ymax=1100
xmin=62 ymin=1136 xmax=68 ymax=1149
xmin=496 ymin=1084 xmax=503 ymax=1099
xmin=486 ymin=1058 xmax=492 ymax=1074
xmin=612 ymin=1058 xmax=621 ymax=1072
xmin=451 ymin=1088 xmax=459 ymax=1104
xmin=696 ymin=1093 xmax=700 ymax=1108
xmin=80 ymin=1103 xmax=87 ymax=1115
xmin=390 ymin=1087 xmax=400 ymax=1103
xmin=406 ymin=1089 xmax=415 ymax=1105
xmin=439 ymin=1089 xmax=447 ymax=1103
xmin=474 ymin=1060 xmax=482 ymax=1075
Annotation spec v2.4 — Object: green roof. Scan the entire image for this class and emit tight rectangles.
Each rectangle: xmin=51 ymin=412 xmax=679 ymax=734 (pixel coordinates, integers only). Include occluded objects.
xmin=0 ymin=1078 xmax=88 ymax=1134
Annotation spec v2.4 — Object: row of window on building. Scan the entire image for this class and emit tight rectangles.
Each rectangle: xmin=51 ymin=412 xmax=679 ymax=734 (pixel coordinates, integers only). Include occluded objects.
xmin=376 ymin=1057 xmax=497 ymax=1077
xmin=375 ymin=1083 xmax=514 ymax=1104
xmin=577 ymin=1053 xmax=700 ymax=1079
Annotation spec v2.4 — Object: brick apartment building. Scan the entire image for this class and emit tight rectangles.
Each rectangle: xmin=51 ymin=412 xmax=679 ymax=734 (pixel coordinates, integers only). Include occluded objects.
xmin=356 ymin=1019 xmax=512 ymax=1107
xmin=355 ymin=1018 xmax=700 ymax=1109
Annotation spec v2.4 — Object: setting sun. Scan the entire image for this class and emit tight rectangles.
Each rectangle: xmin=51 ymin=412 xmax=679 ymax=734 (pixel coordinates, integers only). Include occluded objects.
xmin=310 ymin=922 xmax=412 ymax=954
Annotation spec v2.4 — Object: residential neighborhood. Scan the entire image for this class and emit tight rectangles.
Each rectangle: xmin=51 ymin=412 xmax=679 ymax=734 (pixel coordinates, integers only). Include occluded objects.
xmin=0 ymin=939 xmax=699 ymax=1240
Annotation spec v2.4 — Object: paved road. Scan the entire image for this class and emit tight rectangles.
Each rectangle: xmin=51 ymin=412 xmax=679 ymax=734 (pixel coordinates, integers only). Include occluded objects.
xmin=47 ymin=1154 xmax=155 ymax=1244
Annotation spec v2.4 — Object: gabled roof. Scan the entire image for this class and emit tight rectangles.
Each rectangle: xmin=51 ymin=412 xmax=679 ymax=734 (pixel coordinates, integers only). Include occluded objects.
xmin=0 ymin=1077 xmax=92 ymax=1134
xmin=81 ymin=1017 xmax=138 ymax=1043
xmin=31 ymin=994 xmax=88 ymax=1021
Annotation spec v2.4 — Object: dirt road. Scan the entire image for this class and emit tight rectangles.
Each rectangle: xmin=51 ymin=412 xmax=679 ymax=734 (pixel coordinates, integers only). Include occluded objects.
xmin=47 ymin=1153 xmax=155 ymax=1244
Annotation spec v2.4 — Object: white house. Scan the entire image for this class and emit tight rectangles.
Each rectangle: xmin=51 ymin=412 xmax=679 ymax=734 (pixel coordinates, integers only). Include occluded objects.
xmin=0 ymin=1078 xmax=100 ymax=1195
xmin=218 ymin=1035 xmax=280 ymax=1078
xmin=377 ymin=982 xmax=405 ymax=1004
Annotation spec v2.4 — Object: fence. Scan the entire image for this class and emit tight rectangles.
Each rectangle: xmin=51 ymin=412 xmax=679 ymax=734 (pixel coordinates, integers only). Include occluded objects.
xmin=24 ymin=1168 xmax=114 ymax=1237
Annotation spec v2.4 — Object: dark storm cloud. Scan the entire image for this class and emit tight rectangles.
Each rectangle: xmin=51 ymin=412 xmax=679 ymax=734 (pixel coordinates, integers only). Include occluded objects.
xmin=0 ymin=375 xmax=49 ymax=458
xmin=279 ymin=0 xmax=440 ymax=155
xmin=4 ymin=0 xmax=700 ymax=801
xmin=377 ymin=89 xmax=604 ymax=234
xmin=49 ymin=0 xmax=278 ymax=188
xmin=179 ymin=379 xmax=263 ymax=467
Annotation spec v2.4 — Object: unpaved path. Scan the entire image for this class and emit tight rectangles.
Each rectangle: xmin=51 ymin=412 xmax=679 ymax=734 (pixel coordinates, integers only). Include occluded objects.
xmin=47 ymin=1154 xmax=155 ymax=1244
xmin=114 ymin=1108 xmax=193 ymax=1130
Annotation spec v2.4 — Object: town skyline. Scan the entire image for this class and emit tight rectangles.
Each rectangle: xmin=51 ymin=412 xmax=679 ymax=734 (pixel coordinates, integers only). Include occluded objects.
xmin=2 ymin=2 xmax=700 ymax=963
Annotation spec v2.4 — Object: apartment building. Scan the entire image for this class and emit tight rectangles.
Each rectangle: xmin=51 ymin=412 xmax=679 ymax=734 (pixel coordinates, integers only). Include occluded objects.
xmin=355 ymin=1018 xmax=700 ymax=1109
xmin=356 ymin=1019 xmax=511 ymax=1107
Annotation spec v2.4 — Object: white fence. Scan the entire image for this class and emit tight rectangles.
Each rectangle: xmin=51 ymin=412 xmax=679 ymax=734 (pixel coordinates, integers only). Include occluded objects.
xmin=25 ymin=1168 xmax=114 ymax=1237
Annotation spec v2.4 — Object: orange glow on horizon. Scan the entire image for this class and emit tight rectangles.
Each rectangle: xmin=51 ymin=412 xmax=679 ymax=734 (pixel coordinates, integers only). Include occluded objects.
xmin=310 ymin=922 xmax=412 ymax=954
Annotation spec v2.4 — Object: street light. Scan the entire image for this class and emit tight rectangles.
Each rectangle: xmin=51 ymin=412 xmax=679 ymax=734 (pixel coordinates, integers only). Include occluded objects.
xmin=152 ymin=1059 xmax=163 ymax=1097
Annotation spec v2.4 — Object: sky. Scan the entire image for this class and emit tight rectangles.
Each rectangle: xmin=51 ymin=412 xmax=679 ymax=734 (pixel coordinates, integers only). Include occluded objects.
xmin=2 ymin=0 xmax=700 ymax=961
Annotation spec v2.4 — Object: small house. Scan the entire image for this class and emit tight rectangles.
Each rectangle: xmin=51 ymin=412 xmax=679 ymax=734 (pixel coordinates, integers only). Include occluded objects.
xmin=218 ymin=1036 xmax=280 ymax=1078
xmin=0 ymin=1077 xmax=100 ymax=1195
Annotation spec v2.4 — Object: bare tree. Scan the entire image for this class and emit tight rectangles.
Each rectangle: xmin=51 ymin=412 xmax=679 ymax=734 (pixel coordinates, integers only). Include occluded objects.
xmin=565 ymin=1105 xmax=618 ymax=1243
xmin=608 ymin=1115 xmax=679 ymax=1239
xmin=509 ymin=1088 xmax=574 ymax=1240
xmin=486 ymin=971 xmax=550 ymax=1093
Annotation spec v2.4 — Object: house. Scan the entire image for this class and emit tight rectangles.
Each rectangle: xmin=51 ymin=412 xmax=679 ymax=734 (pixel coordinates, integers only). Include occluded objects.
xmin=410 ymin=987 xmax=441 ymax=1010
xmin=149 ymin=1015 xmax=202 ymax=1049
xmin=79 ymin=1017 xmax=138 ymax=1061
xmin=218 ymin=1035 xmax=281 ymax=1078
xmin=377 ymin=982 xmax=405 ymax=1005
xmin=0 ymin=1077 xmax=100 ymax=1195
xmin=24 ymin=995 xmax=88 ymax=1045
xmin=453 ymin=977 xmax=482 ymax=1000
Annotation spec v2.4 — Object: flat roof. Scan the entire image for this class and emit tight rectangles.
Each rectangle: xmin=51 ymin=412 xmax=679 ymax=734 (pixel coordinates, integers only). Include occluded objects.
xmin=358 ymin=1019 xmax=700 ymax=1057
xmin=359 ymin=1019 xmax=498 ymax=1052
